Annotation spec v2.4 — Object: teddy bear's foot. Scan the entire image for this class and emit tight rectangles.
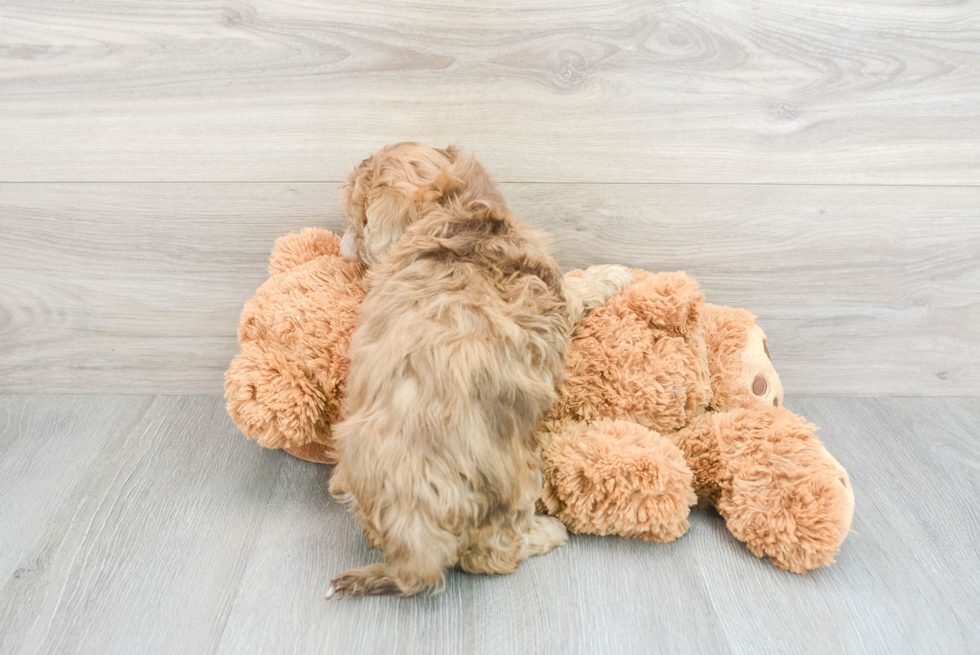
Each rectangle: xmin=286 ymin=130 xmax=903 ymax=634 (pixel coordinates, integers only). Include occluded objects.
xmin=677 ymin=407 xmax=855 ymax=573
xmin=541 ymin=419 xmax=696 ymax=542
xmin=724 ymin=444 xmax=854 ymax=573
xmin=283 ymin=440 xmax=335 ymax=464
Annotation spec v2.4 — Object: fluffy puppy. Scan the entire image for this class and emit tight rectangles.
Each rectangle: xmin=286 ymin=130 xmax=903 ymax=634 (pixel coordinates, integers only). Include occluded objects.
xmin=329 ymin=143 xmax=632 ymax=597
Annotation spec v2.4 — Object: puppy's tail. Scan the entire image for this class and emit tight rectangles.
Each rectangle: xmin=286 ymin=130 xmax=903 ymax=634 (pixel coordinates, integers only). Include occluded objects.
xmin=326 ymin=561 xmax=443 ymax=598
xmin=328 ymin=509 xmax=456 ymax=598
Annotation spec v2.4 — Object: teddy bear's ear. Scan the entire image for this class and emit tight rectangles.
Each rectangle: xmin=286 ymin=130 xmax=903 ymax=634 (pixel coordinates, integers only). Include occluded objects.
xmin=268 ymin=228 xmax=342 ymax=276
xmin=612 ymin=271 xmax=704 ymax=337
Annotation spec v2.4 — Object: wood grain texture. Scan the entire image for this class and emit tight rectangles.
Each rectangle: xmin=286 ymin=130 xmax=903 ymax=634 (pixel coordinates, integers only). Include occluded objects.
xmin=0 ymin=395 xmax=282 ymax=655
xmin=2 ymin=182 xmax=978 ymax=395
xmin=699 ymin=396 xmax=980 ymax=654
xmin=785 ymin=396 xmax=980 ymax=654
xmin=1 ymin=0 xmax=979 ymax=184
xmin=0 ymin=395 xmax=977 ymax=654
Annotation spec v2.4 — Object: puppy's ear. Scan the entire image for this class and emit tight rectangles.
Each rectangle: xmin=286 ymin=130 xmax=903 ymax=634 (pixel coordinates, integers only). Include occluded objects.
xmin=436 ymin=145 xmax=461 ymax=162
xmin=361 ymin=183 xmax=418 ymax=261
xmin=417 ymin=164 xmax=465 ymax=208
xmin=339 ymin=153 xmax=379 ymax=228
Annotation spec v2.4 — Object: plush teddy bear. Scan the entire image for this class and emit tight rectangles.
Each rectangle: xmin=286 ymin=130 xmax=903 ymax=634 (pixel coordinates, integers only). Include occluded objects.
xmin=225 ymin=229 xmax=854 ymax=573
xmin=225 ymin=228 xmax=365 ymax=464
xmin=538 ymin=268 xmax=855 ymax=573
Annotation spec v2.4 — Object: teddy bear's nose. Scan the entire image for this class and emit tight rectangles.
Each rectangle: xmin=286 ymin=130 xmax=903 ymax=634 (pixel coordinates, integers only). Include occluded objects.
xmin=752 ymin=375 xmax=768 ymax=396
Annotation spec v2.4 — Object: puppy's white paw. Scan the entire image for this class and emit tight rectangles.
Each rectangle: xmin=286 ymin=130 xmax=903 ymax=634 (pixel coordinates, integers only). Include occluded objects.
xmin=339 ymin=231 xmax=360 ymax=260
xmin=582 ymin=264 xmax=634 ymax=299
xmin=524 ymin=515 xmax=569 ymax=557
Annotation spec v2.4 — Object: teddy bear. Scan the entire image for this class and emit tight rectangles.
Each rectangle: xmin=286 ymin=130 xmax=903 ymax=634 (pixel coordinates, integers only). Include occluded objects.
xmin=538 ymin=268 xmax=855 ymax=573
xmin=225 ymin=229 xmax=854 ymax=574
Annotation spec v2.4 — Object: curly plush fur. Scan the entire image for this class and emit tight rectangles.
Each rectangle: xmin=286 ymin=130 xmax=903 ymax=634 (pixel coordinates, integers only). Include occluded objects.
xmin=226 ymin=231 xmax=854 ymax=575
xmin=226 ymin=145 xmax=853 ymax=578
xmin=224 ymin=229 xmax=365 ymax=459
xmin=539 ymin=269 xmax=853 ymax=572
xmin=674 ymin=408 xmax=853 ymax=573
xmin=327 ymin=144 xmax=632 ymax=597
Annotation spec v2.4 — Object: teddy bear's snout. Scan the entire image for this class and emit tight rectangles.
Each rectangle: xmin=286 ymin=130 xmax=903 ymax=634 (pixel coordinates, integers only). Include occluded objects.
xmin=751 ymin=374 xmax=783 ymax=407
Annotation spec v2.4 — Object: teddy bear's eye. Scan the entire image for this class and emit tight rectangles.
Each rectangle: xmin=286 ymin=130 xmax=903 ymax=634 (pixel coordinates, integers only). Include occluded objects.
xmin=752 ymin=375 xmax=768 ymax=396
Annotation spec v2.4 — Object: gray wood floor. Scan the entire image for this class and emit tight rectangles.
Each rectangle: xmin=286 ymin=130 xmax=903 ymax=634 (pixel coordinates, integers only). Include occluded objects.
xmin=1 ymin=394 xmax=977 ymax=654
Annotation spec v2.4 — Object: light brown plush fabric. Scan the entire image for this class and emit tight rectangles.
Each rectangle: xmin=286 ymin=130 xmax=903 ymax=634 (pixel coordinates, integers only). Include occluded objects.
xmin=225 ymin=229 xmax=854 ymax=572
xmin=700 ymin=303 xmax=784 ymax=412
xmin=224 ymin=229 xmax=365 ymax=461
xmin=551 ymin=270 xmax=712 ymax=437
xmin=540 ymin=418 xmax=695 ymax=542
xmin=673 ymin=408 xmax=854 ymax=573
xmin=537 ymin=270 xmax=852 ymax=571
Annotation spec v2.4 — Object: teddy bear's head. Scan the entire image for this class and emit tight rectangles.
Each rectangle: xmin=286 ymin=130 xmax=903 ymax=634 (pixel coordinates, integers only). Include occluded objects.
xmin=552 ymin=273 xmax=786 ymax=435
xmin=699 ymin=303 xmax=784 ymax=413
xmin=552 ymin=270 xmax=713 ymax=435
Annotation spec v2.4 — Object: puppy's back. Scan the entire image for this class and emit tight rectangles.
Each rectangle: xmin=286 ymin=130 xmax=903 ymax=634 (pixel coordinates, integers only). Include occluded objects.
xmin=332 ymin=200 xmax=570 ymax=596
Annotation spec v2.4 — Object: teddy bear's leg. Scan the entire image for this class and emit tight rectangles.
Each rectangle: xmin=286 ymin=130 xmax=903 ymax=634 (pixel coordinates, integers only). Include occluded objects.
xmin=672 ymin=407 xmax=854 ymax=573
xmin=541 ymin=419 xmax=696 ymax=542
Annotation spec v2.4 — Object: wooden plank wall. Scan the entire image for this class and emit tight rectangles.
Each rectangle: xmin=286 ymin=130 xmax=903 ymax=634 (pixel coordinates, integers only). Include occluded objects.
xmin=1 ymin=0 xmax=978 ymax=395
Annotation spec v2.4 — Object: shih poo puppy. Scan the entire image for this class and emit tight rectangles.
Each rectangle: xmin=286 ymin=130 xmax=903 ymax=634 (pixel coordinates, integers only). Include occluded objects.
xmin=328 ymin=143 xmax=632 ymax=597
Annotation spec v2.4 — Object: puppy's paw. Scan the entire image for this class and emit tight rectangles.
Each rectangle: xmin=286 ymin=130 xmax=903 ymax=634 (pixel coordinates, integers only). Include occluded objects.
xmin=524 ymin=515 xmax=569 ymax=557
xmin=582 ymin=264 xmax=634 ymax=300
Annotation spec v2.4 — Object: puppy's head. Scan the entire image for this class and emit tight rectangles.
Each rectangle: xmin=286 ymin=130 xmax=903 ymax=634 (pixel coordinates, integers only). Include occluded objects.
xmin=339 ymin=143 xmax=510 ymax=264
xmin=338 ymin=142 xmax=461 ymax=264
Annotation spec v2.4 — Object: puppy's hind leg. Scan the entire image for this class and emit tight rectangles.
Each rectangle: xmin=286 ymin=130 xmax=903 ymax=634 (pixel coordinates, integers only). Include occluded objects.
xmin=328 ymin=511 xmax=457 ymax=598
xmin=562 ymin=264 xmax=634 ymax=322
xmin=523 ymin=515 xmax=568 ymax=558
xmin=328 ymin=560 xmax=443 ymax=598
xmin=458 ymin=513 xmax=568 ymax=576
xmin=329 ymin=547 xmax=450 ymax=598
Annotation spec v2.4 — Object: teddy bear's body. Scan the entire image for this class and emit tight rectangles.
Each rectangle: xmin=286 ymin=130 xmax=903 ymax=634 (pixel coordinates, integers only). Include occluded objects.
xmin=225 ymin=229 xmax=854 ymax=574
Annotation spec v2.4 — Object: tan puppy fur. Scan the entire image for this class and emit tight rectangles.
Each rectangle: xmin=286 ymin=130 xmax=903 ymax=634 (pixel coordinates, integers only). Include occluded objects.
xmin=328 ymin=144 xmax=632 ymax=597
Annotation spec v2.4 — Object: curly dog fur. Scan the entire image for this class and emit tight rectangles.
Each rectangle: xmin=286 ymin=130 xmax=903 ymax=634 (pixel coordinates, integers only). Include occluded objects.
xmin=328 ymin=144 xmax=632 ymax=596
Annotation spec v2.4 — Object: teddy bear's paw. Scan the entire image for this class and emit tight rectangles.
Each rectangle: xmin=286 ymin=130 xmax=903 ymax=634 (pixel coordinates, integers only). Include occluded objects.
xmin=721 ymin=471 xmax=853 ymax=573
xmin=715 ymin=411 xmax=855 ymax=573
